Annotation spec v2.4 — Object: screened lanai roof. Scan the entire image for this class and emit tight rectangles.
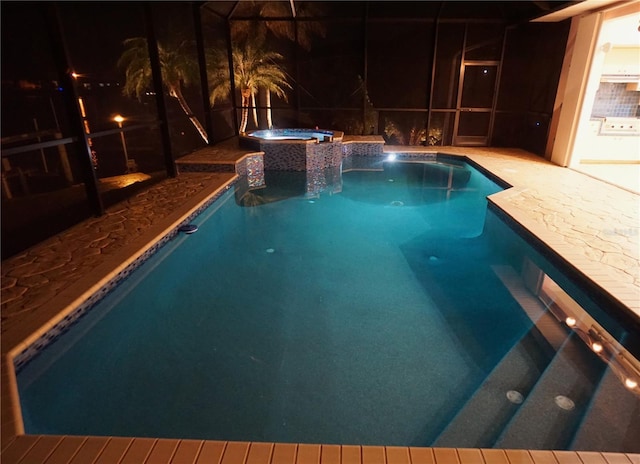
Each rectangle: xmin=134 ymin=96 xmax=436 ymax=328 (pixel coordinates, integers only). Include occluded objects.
xmin=203 ymin=1 xmax=582 ymax=23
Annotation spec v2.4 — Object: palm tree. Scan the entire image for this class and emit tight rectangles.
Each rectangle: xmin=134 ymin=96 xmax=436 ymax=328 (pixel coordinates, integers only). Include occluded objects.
xmin=118 ymin=37 xmax=209 ymax=144
xmin=231 ymin=1 xmax=326 ymax=51
xmin=229 ymin=1 xmax=325 ymax=129
xmin=208 ymin=3 xmax=325 ymax=133
xmin=250 ymin=47 xmax=291 ymax=130
xmin=208 ymin=41 xmax=291 ymax=133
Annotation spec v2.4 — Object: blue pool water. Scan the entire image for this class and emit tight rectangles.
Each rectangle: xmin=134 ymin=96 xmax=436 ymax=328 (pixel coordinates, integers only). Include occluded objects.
xmin=16 ymin=158 xmax=640 ymax=450
xmin=248 ymin=128 xmax=333 ymax=141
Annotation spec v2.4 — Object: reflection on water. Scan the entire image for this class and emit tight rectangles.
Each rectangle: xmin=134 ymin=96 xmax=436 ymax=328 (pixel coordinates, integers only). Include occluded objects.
xmin=237 ymin=156 xmax=476 ymax=207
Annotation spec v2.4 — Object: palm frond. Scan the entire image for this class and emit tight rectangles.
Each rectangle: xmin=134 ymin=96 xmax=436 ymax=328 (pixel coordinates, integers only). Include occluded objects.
xmin=117 ymin=35 xmax=208 ymax=142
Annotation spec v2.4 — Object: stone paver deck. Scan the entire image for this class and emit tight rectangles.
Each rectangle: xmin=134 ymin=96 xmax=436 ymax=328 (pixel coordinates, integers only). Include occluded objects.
xmin=441 ymin=147 xmax=639 ymax=322
xmin=176 ymin=137 xmax=259 ymax=165
xmin=1 ymin=144 xmax=639 ymax=463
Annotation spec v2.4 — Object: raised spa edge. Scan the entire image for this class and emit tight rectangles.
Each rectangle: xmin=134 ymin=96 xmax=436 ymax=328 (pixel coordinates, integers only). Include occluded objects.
xmin=239 ymin=128 xmax=348 ymax=172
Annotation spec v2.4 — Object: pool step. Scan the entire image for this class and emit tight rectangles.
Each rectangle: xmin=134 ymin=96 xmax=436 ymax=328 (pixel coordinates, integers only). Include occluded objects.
xmin=491 ymin=265 xmax=569 ymax=351
xmin=493 ymin=331 xmax=607 ymax=450
xmin=569 ymin=366 xmax=640 ymax=452
xmin=432 ymin=327 xmax=554 ymax=448
xmin=432 ymin=264 xmax=576 ymax=448
xmin=489 ymin=264 xmax=636 ymax=450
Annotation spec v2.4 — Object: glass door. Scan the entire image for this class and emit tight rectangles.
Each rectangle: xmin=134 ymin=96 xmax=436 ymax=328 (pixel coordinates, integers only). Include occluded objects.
xmin=453 ymin=62 xmax=499 ymax=146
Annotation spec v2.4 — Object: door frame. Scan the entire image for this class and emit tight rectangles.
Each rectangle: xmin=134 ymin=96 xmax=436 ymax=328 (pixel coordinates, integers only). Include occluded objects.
xmin=453 ymin=60 xmax=501 ymax=146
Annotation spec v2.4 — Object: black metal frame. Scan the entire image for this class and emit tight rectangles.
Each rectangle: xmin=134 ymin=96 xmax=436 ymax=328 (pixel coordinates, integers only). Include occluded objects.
xmin=144 ymin=3 xmax=177 ymax=178
xmin=45 ymin=3 xmax=104 ymax=216
xmin=8 ymin=2 xmax=181 ymax=218
xmin=4 ymin=1 xmax=567 ymax=224
xmin=193 ymin=2 xmax=214 ymax=145
xmin=217 ymin=1 xmax=514 ymax=145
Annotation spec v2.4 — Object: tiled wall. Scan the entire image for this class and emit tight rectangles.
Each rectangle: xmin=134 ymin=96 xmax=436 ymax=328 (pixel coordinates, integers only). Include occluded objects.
xmin=261 ymin=140 xmax=343 ymax=172
xmin=591 ymin=82 xmax=640 ymax=118
xmin=262 ymin=143 xmax=309 ymax=171
xmin=343 ymin=141 xmax=385 ymax=157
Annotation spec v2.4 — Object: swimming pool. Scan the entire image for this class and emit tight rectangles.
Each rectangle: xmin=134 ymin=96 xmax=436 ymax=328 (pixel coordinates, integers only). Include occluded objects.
xmin=15 ymin=157 xmax=640 ymax=451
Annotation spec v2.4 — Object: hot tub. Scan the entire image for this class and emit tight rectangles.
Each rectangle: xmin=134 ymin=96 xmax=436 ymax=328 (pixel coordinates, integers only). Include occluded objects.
xmin=239 ymin=128 xmax=344 ymax=171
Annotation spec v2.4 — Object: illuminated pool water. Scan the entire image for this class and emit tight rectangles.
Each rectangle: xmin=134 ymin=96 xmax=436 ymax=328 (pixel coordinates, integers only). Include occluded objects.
xmin=16 ymin=158 xmax=640 ymax=451
xmin=247 ymin=128 xmax=336 ymax=141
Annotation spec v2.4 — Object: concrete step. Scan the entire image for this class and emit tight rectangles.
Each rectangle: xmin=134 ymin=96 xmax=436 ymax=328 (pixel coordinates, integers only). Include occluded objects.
xmin=432 ymin=327 xmax=554 ymax=448
xmin=433 ymin=264 xmax=578 ymax=448
xmin=569 ymin=366 xmax=640 ymax=452
xmin=494 ymin=332 xmax=607 ymax=450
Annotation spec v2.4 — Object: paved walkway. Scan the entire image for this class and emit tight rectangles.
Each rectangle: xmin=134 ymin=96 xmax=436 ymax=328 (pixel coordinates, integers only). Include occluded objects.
xmin=1 ymin=144 xmax=639 ymax=463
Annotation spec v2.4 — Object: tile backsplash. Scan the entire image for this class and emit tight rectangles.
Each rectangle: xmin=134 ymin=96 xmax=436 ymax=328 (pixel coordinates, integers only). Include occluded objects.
xmin=591 ymin=82 xmax=640 ymax=118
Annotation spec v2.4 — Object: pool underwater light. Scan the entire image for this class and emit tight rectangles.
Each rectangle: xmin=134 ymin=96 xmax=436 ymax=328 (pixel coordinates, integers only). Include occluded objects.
xmin=178 ymin=224 xmax=199 ymax=234
xmin=506 ymin=390 xmax=524 ymax=404
xmin=554 ymin=395 xmax=575 ymax=410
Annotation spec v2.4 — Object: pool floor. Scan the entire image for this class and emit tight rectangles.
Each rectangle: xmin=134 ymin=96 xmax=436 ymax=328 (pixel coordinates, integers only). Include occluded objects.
xmin=3 ymin=146 xmax=639 ymax=463
xmin=16 ymin=164 xmax=541 ymax=445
